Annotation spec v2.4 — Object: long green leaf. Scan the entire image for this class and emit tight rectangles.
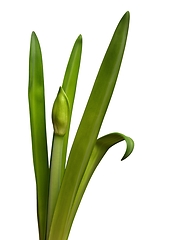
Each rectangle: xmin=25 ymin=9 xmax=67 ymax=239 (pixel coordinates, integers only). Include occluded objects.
xmin=61 ymin=34 xmax=82 ymax=177
xmin=65 ymin=132 xmax=134 ymax=237
xmin=28 ymin=32 xmax=49 ymax=240
xmin=49 ymin=11 xmax=130 ymax=240
xmin=47 ymin=36 xmax=82 ymax=237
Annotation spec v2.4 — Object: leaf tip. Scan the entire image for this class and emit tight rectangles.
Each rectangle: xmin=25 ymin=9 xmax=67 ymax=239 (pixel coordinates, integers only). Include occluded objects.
xmin=76 ymin=34 xmax=83 ymax=45
xmin=121 ymin=137 xmax=134 ymax=161
xmin=30 ymin=31 xmax=38 ymax=42
xmin=124 ymin=11 xmax=130 ymax=23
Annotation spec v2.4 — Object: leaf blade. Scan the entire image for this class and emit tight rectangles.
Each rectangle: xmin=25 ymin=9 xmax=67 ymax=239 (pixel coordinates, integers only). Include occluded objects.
xmin=61 ymin=34 xmax=82 ymax=177
xmin=28 ymin=32 xmax=49 ymax=240
xmin=49 ymin=11 xmax=130 ymax=240
xmin=65 ymin=132 xmax=134 ymax=237
xmin=47 ymin=35 xmax=82 ymax=238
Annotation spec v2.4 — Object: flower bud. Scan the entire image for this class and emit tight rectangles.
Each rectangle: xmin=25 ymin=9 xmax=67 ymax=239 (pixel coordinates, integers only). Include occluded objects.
xmin=52 ymin=87 xmax=70 ymax=136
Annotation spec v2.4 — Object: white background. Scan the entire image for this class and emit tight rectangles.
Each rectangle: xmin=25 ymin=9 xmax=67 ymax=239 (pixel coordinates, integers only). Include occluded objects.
xmin=0 ymin=0 xmax=169 ymax=239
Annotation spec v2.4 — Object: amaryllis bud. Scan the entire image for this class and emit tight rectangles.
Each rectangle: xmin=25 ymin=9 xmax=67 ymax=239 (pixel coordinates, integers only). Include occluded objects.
xmin=52 ymin=87 xmax=70 ymax=136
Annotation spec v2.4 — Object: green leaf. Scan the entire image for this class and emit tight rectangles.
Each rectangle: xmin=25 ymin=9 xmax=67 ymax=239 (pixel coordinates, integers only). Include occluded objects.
xmin=65 ymin=132 xmax=134 ymax=236
xmin=47 ymin=35 xmax=82 ymax=238
xmin=28 ymin=32 xmax=49 ymax=240
xmin=48 ymin=11 xmax=130 ymax=240
xmin=62 ymin=35 xmax=82 ymax=113
xmin=61 ymin=34 xmax=82 ymax=177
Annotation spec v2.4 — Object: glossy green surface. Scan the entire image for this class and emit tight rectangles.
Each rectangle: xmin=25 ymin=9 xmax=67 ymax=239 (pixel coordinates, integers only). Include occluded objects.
xmin=49 ymin=11 xmax=131 ymax=240
xmin=29 ymin=11 xmax=134 ymax=240
xmin=52 ymin=87 xmax=70 ymax=136
xmin=47 ymin=36 xmax=82 ymax=238
xmin=28 ymin=32 xmax=49 ymax=240
xmin=61 ymin=35 xmax=82 ymax=178
xmin=66 ymin=132 xmax=134 ymax=237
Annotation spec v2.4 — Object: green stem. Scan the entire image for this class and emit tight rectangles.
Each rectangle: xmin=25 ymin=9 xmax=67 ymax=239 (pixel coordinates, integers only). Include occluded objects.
xmin=47 ymin=134 xmax=64 ymax=238
xmin=47 ymin=86 xmax=70 ymax=237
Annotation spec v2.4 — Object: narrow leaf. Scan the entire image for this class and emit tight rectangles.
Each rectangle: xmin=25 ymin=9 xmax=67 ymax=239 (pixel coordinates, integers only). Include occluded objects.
xmin=65 ymin=132 xmax=134 ymax=237
xmin=49 ymin=11 xmax=130 ymax=240
xmin=47 ymin=36 xmax=82 ymax=237
xmin=28 ymin=32 xmax=49 ymax=240
xmin=61 ymin=35 xmax=82 ymax=177
xmin=62 ymin=35 xmax=82 ymax=112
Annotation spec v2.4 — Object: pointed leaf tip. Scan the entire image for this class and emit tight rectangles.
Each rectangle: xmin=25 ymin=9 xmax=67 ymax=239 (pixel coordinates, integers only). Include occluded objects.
xmin=121 ymin=136 xmax=134 ymax=161
xmin=31 ymin=31 xmax=36 ymax=36
xmin=78 ymin=34 xmax=82 ymax=41
xmin=124 ymin=11 xmax=130 ymax=19
xmin=30 ymin=31 xmax=38 ymax=43
xmin=120 ymin=11 xmax=130 ymax=26
xmin=75 ymin=34 xmax=82 ymax=45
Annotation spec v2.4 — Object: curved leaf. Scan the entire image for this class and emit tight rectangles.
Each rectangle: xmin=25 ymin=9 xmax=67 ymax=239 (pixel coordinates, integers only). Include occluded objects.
xmin=65 ymin=132 xmax=134 ymax=236
xmin=49 ymin=11 xmax=130 ymax=240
